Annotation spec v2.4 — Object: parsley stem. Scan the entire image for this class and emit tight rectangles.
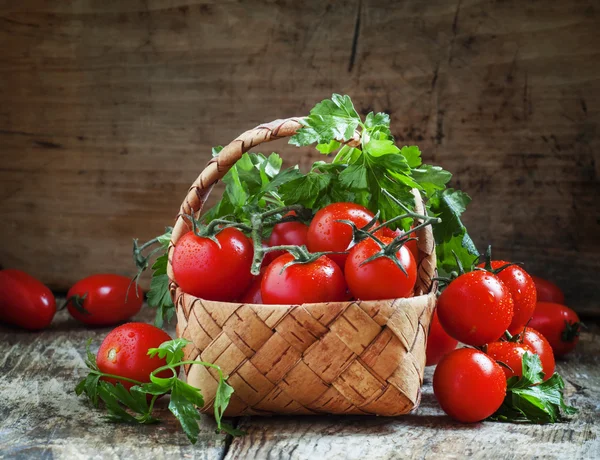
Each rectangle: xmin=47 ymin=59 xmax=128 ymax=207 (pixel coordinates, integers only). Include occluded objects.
xmin=152 ymin=360 xmax=226 ymax=380
xmin=89 ymin=370 xmax=145 ymax=386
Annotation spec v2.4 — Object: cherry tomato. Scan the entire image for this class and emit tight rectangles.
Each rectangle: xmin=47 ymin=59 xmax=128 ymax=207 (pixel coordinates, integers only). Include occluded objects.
xmin=263 ymin=213 xmax=309 ymax=265
xmin=261 ymin=253 xmax=347 ymax=304
xmin=528 ymin=302 xmax=581 ymax=356
xmin=172 ymin=227 xmax=253 ymax=301
xmin=306 ymin=202 xmax=376 ymax=269
xmin=478 ymin=261 xmax=537 ymax=334
xmin=531 ymin=276 xmax=565 ymax=304
xmin=437 ymin=271 xmax=514 ymax=346
xmin=96 ymin=323 xmax=174 ymax=390
xmin=381 ymin=226 xmax=419 ymax=260
xmin=239 ymin=270 xmax=265 ymax=304
xmin=66 ymin=274 xmax=143 ymax=326
xmin=433 ymin=348 xmax=506 ymax=423
xmin=486 ymin=341 xmax=533 ymax=379
xmin=344 ymin=237 xmax=416 ymax=300
xmin=0 ymin=269 xmax=56 ymax=330
xmin=426 ymin=309 xmax=458 ymax=366
xmin=519 ymin=327 xmax=555 ymax=380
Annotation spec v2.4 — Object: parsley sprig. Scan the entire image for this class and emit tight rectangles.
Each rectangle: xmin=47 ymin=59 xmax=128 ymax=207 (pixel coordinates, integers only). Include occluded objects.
xmin=75 ymin=338 xmax=243 ymax=443
xmin=489 ymin=352 xmax=577 ymax=423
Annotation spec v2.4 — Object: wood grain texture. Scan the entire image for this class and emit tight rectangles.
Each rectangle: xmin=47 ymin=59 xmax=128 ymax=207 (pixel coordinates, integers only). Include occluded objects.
xmin=0 ymin=0 xmax=599 ymax=313
xmin=2 ymin=309 xmax=597 ymax=459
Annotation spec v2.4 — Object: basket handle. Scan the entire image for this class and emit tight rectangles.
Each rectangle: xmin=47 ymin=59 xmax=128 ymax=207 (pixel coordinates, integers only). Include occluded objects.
xmin=167 ymin=117 xmax=436 ymax=296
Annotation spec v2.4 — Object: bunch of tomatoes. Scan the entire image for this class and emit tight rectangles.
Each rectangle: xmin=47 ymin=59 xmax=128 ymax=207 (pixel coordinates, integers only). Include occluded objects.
xmin=172 ymin=202 xmax=422 ymax=305
xmin=426 ymin=260 xmax=581 ymax=423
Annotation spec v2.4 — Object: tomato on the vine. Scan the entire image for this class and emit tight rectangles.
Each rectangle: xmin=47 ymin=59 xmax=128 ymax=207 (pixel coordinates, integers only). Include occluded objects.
xmin=66 ymin=274 xmax=143 ymax=326
xmin=0 ymin=269 xmax=56 ymax=330
xmin=531 ymin=276 xmax=565 ymax=304
xmin=306 ymin=202 xmax=376 ymax=269
xmin=426 ymin=309 xmax=458 ymax=366
xmin=528 ymin=302 xmax=581 ymax=356
xmin=381 ymin=226 xmax=419 ymax=260
xmin=486 ymin=341 xmax=533 ymax=380
xmin=478 ymin=261 xmax=536 ymax=334
xmin=261 ymin=253 xmax=347 ymax=304
xmin=263 ymin=212 xmax=309 ymax=265
xmin=437 ymin=271 xmax=514 ymax=346
xmin=172 ymin=227 xmax=253 ymax=301
xmin=344 ymin=237 xmax=416 ymax=300
xmin=96 ymin=323 xmax=174 ymax=390
xmin=433 ymin=348 xmax=506 ymax=423
xmin=519 ymin=327 xmax=555 ymax=380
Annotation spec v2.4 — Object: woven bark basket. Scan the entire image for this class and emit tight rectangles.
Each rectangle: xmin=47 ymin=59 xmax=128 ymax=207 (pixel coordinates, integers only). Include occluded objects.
xmin=167 ymin=117 xmax=437 ymax=416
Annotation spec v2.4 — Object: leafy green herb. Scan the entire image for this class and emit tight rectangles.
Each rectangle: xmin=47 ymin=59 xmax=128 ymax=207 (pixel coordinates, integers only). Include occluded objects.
xmin=75 ymin=338 xmax=243 ymax=443
xmin=428 ymin=189 xmax=479 ymax=276
xmin=489 ymin=352 xmax=577 ymax=424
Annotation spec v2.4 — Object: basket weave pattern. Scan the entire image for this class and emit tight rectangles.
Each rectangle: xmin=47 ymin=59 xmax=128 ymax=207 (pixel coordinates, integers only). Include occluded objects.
xmin=167 ymin=118 xmax=437 ymax=416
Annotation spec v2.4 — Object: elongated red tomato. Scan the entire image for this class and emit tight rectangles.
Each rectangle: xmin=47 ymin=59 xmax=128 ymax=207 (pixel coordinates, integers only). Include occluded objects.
xmin=172 ymin=227 xmax=253 ymax=301
xmin=437 ymin=271 xmax=514 ymax=346
xmin=344 ymin=237 xmax=416 ymax=300
xmin=520 ymin=327 xmax=555 ymax=380
xmin=528 ymin=302 xmax=581 ymax=356
xmin=261 ymin=253 xmax=347 ymax=304
xmin=66 ymin=274 xmax=143 ymax=326
xmin=486 ymin=341 xmax=533 ymax=379
xmin=0 ymin=269 xmax=56 ymax=330
xmin=531 ymin=276 xmax=565 ymax=304
xmin=96 ymin=323 xmax=173 ymax=390
xmin=263 ymin=214 xmax=309 ymax=265
xmin=307 ymin=202 xmax=376 ymax=269
xmin=426 ymin=309 xmax=458 ymax=366
xmin=478 ymin=261 xmax=537 ymax=334
xmin=433 ymin=348 xmax=506 ymax=423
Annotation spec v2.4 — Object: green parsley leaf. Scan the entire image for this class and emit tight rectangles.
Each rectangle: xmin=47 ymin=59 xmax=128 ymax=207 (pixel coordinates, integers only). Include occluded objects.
xmin=148 ymin=337 xmax=189 ymax=365
xmin=316 ymin=140 xmax=341 ymax=154
xmin=169 ymin=380 xmax=204 ymax=444
xmin=400 ymin=146 xmax=422 ymax=168
xmin=412 ymin=164 xmax=452 ymax=196
xmin=428 ymin=189 xmax=479 ymax=275
xmin=290 ymin=94 xmax=361 ymax=146
xmin=490 ymin=352 xmax=578 ymax=424
xmin=147 ymin=253 xmax=175 ymax=328
xmin=279 ymin=172 xmax=332 ymax=209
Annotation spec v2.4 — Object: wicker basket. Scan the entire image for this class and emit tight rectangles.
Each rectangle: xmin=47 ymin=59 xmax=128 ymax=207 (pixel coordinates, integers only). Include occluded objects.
xmin=166 ymin=118 xmax=437 ymax=416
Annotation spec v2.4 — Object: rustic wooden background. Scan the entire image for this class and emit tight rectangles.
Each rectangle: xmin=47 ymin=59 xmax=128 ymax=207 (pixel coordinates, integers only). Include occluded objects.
xmin=0 ymin=0 xmax=598 ymax=314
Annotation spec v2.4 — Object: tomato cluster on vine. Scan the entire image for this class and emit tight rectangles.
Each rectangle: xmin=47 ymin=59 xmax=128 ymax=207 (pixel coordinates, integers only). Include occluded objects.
xmin=171 ymin=201 xmax=430 ymax=306
xmin=428 ymin=250 xmax=581 ymax=424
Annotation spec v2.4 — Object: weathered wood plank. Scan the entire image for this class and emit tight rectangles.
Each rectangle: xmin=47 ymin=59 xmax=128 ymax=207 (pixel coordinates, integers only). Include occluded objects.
xmin=225 ymin=326 xmax=600 ymax=460
xmin=0 ymin=0 xmax=599 ymax=315
xmin=0 ymin=308 xmax=229 ymax=459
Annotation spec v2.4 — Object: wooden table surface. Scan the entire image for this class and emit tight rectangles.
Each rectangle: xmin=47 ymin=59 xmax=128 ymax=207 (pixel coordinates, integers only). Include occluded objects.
xmin=1 ymin=308 xmax=598 ymax=460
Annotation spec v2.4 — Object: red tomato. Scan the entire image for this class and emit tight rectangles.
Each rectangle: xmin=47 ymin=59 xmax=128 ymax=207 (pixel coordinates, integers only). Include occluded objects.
xmin=381 ymin=226 xmax=419 ymax=260
xmin=531 ymin=276 xmax=565 ymax=304
xmin=519 ymin=327 xmax=555 ymax=380
xmin=426 ymin=309 xmax=458 ymax=366
xmin=96 ymin=323 xmax=173 ymax=390
xmin=263 ymin=213 xmax=309 ymax=265
xmin=66 ymin=274 xmax=143 ymax=326
xmin=0 ymin=269 xmax=56 ymax=330
xmin=528 ymin=302 xmax=581 ymax=356
xmin=344 ymin=237 xmax=416 ymax=300
xmin=433 ymin=348 xmax=506 ymax=423
xmin=172 ymin=227 xmax=253 ymax=301
xmin=306 ymin=202 xmax=376 ymax=269
xmin=478 ymin=261 xmax=537 ymax=334
xmin=486 ymin=341 xmax=533 ymax=379
xmin=239 ymin=270 xmax=265 ymax=304
xmin=261 ymin=253 xmax=347 ymax=304
xmin=437 ymin=271 xmax=514 ymax=346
